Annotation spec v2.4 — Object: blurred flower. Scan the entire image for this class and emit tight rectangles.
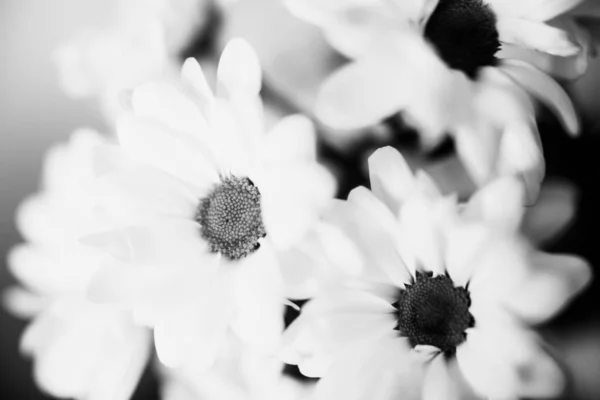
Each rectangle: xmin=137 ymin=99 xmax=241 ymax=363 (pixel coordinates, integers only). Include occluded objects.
xmin=160 ymin=333 xmax=315 ymax=400
xmin=396 ymin=149 xmax=578 ymax=246
xmin=4 ymin=129 xmax=150 ymax=400
xmin=55 ymin=0 xmax=215 ymax=119
xmin=287 ymin=0 xmax=584 ymax=203
xmin=498 ymin=0 xmax=600 ymax=80
xmin=281 ymin=147 xmax=591 ymax=400
xmin=83 ymin=39 xmax=335 ymax=371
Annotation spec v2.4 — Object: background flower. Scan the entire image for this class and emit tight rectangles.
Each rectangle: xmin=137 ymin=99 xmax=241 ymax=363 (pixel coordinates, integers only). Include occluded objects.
xmin=4 ymin=129 xmax=151 ymax=400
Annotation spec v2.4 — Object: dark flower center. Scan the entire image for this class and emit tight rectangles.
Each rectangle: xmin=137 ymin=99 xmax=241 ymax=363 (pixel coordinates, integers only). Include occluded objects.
xmin=424 ymin=0 xmax=500 ymax=79
xmin=394 ymin=272 xmax=474 ymax=353
xmin=196 ymin=176 xmax=266 ymax=260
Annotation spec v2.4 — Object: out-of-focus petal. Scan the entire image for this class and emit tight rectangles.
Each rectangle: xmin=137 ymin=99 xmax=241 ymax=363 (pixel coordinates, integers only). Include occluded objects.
xmin=498 ymin=18 xmax=579 ymax=56
xmin=504 ymin=252 xmax=591 ymax=324
xmin=499 ymin=60 xmax=579 ymax=135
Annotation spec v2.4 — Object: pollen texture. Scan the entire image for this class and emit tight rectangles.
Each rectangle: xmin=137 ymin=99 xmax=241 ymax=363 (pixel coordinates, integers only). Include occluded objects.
xmin=424 ymin=0 xmax=500 ymax=79
xmin=395 ymin=272 xmax=474 ymax=353
xmin=196 ymin=176 xmax=266 ymax=260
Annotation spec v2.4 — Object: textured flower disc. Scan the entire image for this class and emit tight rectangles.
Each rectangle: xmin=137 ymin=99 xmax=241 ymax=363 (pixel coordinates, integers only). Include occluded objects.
xmin=196 ymin=176 xmax=267 ymax=260
xmin=424 ymin=0 xmax=500 ymax=78
xmin=395 ymin=272 xmax=475 ymax=353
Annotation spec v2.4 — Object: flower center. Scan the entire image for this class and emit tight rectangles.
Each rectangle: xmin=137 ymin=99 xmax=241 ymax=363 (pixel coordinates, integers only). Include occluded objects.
xmin=424 ymin=0 xmax=500 ymax=79
xmin=196 ymin=176 xmax=266 ymax=261
xmin=394 ymin=272 xmax=474 ymax=353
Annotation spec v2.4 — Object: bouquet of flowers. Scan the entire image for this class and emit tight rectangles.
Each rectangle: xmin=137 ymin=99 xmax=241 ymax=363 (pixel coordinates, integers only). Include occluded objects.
xmin=5 ymin=0 xmax=599 ymax=399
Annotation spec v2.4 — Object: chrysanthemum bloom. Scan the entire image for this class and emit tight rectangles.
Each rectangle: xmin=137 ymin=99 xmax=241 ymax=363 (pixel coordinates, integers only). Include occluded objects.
xmin=160 ymin=333 xmax=315 ymax=400
xmin=55 ymin=0 xmax=214 ymax=119
xmin=286 ymin=0 xmax=584 ymax=203
xmin=5 ymin=129 xmax=150 ymax=400
xmin=281 ymin=147 xmax=591 ymax=400
xmin=84 ymin=38 xmax=335 ymax=371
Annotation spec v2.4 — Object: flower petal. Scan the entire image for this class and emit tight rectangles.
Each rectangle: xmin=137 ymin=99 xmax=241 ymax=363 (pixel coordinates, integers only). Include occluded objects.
xmin=315 ymin=334 xmax=421 ymax=400
xmin=368 ymin=146 xmax=417 ymax=214
xmin=499 ymin=60 xmax=579 ymax=135
xmin=498 ymin=18 xmax=579 ymax=56
xmin=116 ymin=116 xmax=220 ymax=190
xmin=263 ymin=114 xmax=317 ymax=163
xmin=217 ymin=38 xmax=262 ymax=98
xmin=94 ymin=165 xmax=198 ymax=222
xmin=463 ymin=176 xmax=525 ymax=231
xmin=504 ymin=251 xmax=591 ymax=324
xmin=457 ymin=315 xmax=564 ymax=399
xmin=132 ymin=81 xmax=210 ymax=136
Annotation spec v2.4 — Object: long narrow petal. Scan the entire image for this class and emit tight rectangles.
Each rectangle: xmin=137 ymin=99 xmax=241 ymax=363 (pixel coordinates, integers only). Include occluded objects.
xmin=499 ymin=60 xmax=579 ymax=135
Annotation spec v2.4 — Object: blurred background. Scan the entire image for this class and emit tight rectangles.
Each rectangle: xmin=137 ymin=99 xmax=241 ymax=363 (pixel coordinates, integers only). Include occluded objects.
xmin=1 ymin=0 xmax=600 ymax=399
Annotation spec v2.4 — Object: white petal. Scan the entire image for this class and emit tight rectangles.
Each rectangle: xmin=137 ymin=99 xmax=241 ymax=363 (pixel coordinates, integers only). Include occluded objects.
xmin=302 ymin=287 xmax=396 ymax=317
xmin=463 ymin=176 xmax=525 ymax=230
xmin=444 ymin=224 xmax=494 ymax=288
xmin=503 ymin=251 xmax=591 ymax=324
xmin=81 ymin=220 xmax=209 ymax=267
xmin=397 ymin=197 xmax=448 ymax=277
xmin=314 ymin=221 xmax=365 ymax=276
xmin=94 ymin=165 xmax=198 ymax=221
xmin=523 ymin=180 xmax=576 ymax=245
xmin=453 ymin=122 xmax=501 ymax=186
xmin=3 ymin=287 xmax=46 ymax=318
xmin=181 ymin=57 xmax=214 ymax=102
xmin=217 ymin=38 xmax=262 ymax=98
xmin=345 ymin=187 xmax=413 ymax=285
xmin=260 ymin=164 xmax=335 ymax=249
xmin=368 ymin=146 xmax=416 ymax=214
xmin=457 ymin=317 xmax=564 ymax=399
xmin=466 ymin=233 xmax=531 ymax=304
xmin=498 ymin=18 xmax=579 ymax=56
xmin=423 ymin=356 xmax=459 ymax=400
xmin=281 ymin=303 xmax=395 ymax=376
xmin=231 ymin=244 xmax=285 ymax=351
xmin=155 ymin=271 xmax=235 ymax=370
xmin=85 ymin=323 xmax=151 ymax=400
xmin=286 ymin=0 xmax=395 ymax=58
xmin=500 ymin=60 xmax=579 ymax=135
xmin=132 ymin=81 xmax=210 ymax=135
xmin=8 ymin=245 xmax=98 ymax=295
xmin=316 ymin=62 xmax=403 ymax=128
xmin=116 ymin=116 xmax=220 ymax=191
xmin=315 ymin=33 xmax=435 ymax=129
xmin=497 ymin=120 xmax=545 ymax=205
xmin=263 ymin=114 xmax=317 ymax=163
xmin=315 ymin=334 xmax=421 ymax=400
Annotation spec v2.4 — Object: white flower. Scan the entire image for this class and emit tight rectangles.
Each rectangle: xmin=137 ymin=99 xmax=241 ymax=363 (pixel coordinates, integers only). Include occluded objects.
xmin=84 ymin=38 xmax=336 ymax=371
xmin=286 ymin=0 xmax=583 ymax=203
xmin=55 ymin=0 xmax=213 ymax=119
xmin=5 ymin=129 xmax=150 ymax=400
xmin=160 ymin=333 xmax=315 ymax=400
xmin=281 ymin=147 xmax=591 ymax=400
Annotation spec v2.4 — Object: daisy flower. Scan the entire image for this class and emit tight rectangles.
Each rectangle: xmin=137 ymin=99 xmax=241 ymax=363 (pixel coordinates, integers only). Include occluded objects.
xmin=55 ymin=0 xmax=214 ymax=119
xmin=84 ymin=38 xmax=335 ymax=371
xmin=286 ymin=0 xmax=584 ymax=203
xmin=281 ymin=147 xmax=591 ymax=400
xmin=160 ymin=333 xmax=315 ymax=400
xmin=5 ymin=129 xmax=150 ymax=400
